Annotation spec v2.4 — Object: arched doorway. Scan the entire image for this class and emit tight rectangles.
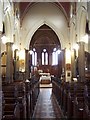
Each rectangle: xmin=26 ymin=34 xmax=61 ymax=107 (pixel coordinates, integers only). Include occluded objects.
xmin=29 ymin=24 xmax=62 ymax=77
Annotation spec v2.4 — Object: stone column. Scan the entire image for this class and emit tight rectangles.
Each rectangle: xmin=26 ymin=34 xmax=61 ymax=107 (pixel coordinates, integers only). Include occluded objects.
xmin=13 ymin=49 xmax=19 ymax=80
xmin=58 ymin=52 xmax=62 ymax=78
xmin=49 ymin=50 xmax=52 ymax=65
xmin=0 ymin=31 xmax=2 ymax=120
xmin=71 ymin=49 xmax=76 ymax=79
xmin=88 ymin=34 xmax=90 ymax=70
xmin=78 ymin=42 xmax=85 ymax=82
xmin=87 ymin=2 xmax=90 ymax=31
xmin=37 ymin=49 xmax=40 ymax=66
xmin=61 ymin=49 xmax=66 ymax=81
xmin=6 ymin=42 xmax=13 ymax=83
xmin=87 ymin=2 xmax=90 ymax=70
xmin=88 ymin=34 xmax=90 ymax=53
xmin=25 ymin=49 xmax=30 ymax=79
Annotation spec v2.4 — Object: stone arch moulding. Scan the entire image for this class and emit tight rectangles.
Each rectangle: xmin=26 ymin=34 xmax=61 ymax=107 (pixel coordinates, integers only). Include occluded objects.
xmin=4 ymin=11 xmax=13 ymax=43
xmin=15 ymin=28 xmax=20 ymax=48
xmin=70 ymin=22 xmax=76 ymax=47
xmin=23 ymin=19 xmax=65 ymax=50
xmin=20 ymin=2 xmax=69 ymax=26
xmin=78 ymin=6 xmax=87 ymax=41
xmin=80 ymin=10 xmax=87 ymax=39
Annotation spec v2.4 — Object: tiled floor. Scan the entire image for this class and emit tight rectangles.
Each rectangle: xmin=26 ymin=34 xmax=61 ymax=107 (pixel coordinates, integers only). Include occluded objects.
xmin=33 ymin=87 xmax=64 ymax=119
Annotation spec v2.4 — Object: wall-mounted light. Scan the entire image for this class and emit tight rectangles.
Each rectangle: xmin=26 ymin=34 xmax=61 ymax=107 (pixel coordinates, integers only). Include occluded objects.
xmin=1 ymin=35 xmax=7 ymax=44
xmin=19 ymin=49 xmax=25 ymax=72
xmin=73 ymin=43 xmax=79 ymax=50
xmin=43 ymin=49 xmax=46 ymax=52
xmin=33 ymin=48 xmax=36 ymax=52
xmin=53 ymin=48 xmax=56 ymax=52
xmin=29 ymin=50 xmax=33 ymax=55
xmin=81 ymin=34 xmax=88 ymax=44
xmin=19 ymin=50 xmax=25 ymax=60
xmin=57 ymin=49 xmax=61 ymax=54
xmin=66 ymin=49 xmax=71 ymax=64
xmin=12 ymin=44 xmax=18 ymax=51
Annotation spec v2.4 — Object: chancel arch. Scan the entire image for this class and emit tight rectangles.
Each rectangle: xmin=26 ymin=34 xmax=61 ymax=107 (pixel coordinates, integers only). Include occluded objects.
xmin=21 ymin=2 xmax=69 ymax=50
xmin=29 ymin=24 xmax=62 ymax=77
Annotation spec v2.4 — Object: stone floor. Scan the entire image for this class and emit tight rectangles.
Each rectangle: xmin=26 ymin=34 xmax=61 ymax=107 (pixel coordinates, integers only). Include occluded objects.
xmin=33 ymin=87 xmax=64 ymax=119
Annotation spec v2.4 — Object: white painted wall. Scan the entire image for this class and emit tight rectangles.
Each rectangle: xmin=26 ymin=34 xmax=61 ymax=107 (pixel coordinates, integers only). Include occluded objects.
xmin=21 ymin=3 xmax=69 ymax=50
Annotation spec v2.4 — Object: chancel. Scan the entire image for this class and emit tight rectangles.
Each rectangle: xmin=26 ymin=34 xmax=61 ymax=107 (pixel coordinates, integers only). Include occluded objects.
xmin=0 ymin=1 xmax=90 ymax=120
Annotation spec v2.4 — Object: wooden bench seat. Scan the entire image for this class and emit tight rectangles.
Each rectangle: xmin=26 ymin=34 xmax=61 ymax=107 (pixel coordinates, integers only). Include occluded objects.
xmin=2 ymin=79 xmax=40 ymax=120
xmin=4 ymin=103 xmax=15 ymax=112
xmin=2 ymin=115 xmax=15 ymax=120
xmin=2 ymin=82 xmax=26 ymax=119
xmin=67 ymin=91 xmax=74 ymax=118
xmin=2 ymin=103 xmax=20 ymax=120
xmin=4 ymin=97 xmax=16 ymax=104
xmin=73 ymin=97 xmax=84 ymax=119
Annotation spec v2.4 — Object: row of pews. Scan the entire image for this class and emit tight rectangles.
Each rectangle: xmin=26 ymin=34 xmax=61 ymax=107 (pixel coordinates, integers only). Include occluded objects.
xmin=2 ymin=77 xmax=40 ymax=120
xmin=52 ymin=77 xmax=90 ymax=119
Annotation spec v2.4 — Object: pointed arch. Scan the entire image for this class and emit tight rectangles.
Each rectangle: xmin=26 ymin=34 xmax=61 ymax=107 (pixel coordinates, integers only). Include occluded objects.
xmin=23 ymin=20 xmax=65 ymax=49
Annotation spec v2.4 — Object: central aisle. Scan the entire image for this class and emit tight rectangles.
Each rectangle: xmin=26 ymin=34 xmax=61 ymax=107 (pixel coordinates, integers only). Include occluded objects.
xmin=33 ymin=87 xmax=64 ymax=119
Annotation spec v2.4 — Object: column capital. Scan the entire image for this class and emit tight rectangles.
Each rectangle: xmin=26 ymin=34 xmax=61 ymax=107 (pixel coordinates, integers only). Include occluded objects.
xmin=14 ymin=49 xmax=18 ymax=51
xmin=25 ymin=49 xmax=29 ymax=51
xmin=0 ymin=31 xmax=2 ymax=35
xmin=78 ymin=41 xmax=85 ymax=45
xmin=24 ymin=48 xmax=29 ymax=50
xmin=6 ymin=42 xmax=13 ymax=46
xmin=25 ymin=49 xmax=30 ymax=55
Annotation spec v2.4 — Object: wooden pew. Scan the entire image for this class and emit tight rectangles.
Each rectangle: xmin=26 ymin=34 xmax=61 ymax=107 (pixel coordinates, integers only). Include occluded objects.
xmin=31 ymin=78 xmax=40 ymax=116
xmin=52 ymin=77 xmax=62 ymax=106
xmin=61 ymin=82 xmax=68 ymax=115
xmin=25 ymin=77 xmax=40 ymax=119
xmin=2 ymin=84 xmax=20 ymax=120
xmin=2 ymin=78 xmax=40 ymax=120
xmin=2 ymin=81 xmax=26 ymax=120
xmin=73 ymin=96 xmax=84 ymax=119
xmin=14 ymin=81 xmax=27 ymax=120
xmin=67 ymin=83 xmax=75 ymax=118
xmin=84 ymin=84 xmax=90 ymax=119
xmin=2 ymin=103 xmax=20 ymax=120
xmin=84 ymin=102 xmax=90 ymax=120
xmin=67 ymin=90 xmax=74 ymax=118
xmin=73 ymin=82 xmax=85 ymax=119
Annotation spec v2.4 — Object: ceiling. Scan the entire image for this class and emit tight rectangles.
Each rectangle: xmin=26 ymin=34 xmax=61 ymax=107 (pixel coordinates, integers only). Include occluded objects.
xmin=19 ymin=2 xmax=71 ymax=49
xmin=20 ymin=2 xmax=70 ymax=24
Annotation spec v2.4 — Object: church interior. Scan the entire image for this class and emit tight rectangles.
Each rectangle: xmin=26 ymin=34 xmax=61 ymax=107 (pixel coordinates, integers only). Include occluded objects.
xmin=0 ymin=1 xmax=90 ymax=119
